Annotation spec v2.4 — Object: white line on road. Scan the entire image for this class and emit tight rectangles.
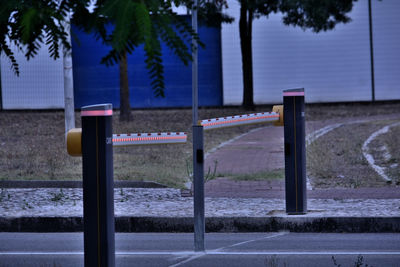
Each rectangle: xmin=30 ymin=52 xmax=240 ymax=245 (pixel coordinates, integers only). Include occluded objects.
xmin=216 ymin=232 xmax=288 ymax=250
xmin=0 ymin=252 xmax=84 ymax=255
xmin=1 ymin=251 xmax=400 ymax=256
xmin=202 ymin=251 xmax=400 ymax=256
xmin=168 ymin=232 xmax=288 ymax=267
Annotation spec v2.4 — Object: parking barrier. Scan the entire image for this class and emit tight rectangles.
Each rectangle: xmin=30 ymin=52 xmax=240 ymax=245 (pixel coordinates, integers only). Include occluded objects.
xmin=199 ymin=111 xmax=281 ymax=130
xmin=66 ymin=88 xmax=306 ymax=260
xmin=283 ymin=88 xmax=306 ymax=214
xmin=196 ymin=89 xmax=306 ymax=215
xmin=66 ymin=104 xmax=187 ymax=267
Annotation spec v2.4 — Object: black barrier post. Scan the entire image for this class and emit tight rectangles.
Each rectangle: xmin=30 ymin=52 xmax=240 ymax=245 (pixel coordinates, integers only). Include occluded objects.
xmin=193 ymin=125 xmax=205 ymax=251
xmin=283 ymin=89 xmax=307 ymax=214
xmin=81 ymin=104 xmax=115 ymax=267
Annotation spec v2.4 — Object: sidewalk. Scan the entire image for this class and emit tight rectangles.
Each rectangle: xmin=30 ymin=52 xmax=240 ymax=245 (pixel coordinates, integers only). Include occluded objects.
xmin=0 ymin=187 xmax=399 ymax=232
xmin=204 ymin=126 xmax=285 ymax=175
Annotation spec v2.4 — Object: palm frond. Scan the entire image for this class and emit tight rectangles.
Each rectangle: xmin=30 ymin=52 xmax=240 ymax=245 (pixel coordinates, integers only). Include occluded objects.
xmin=0 ymin=42 xmax=19 ymax=76
xmin=144 ymin=27 xmax=165 ymax=97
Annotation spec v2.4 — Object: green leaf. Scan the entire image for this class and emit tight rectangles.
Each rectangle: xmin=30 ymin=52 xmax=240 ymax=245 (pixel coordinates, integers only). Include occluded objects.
xmin=20 ymin=8 xmax=39 ymax=43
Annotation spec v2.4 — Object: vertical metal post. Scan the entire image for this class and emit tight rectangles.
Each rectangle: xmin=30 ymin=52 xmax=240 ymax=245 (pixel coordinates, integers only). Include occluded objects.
xmin=0 ymin=58 xmax=2 ymax=110
xmin=192 ymin=0 xmax=205 ymax=252
xmin=283 ymin=89 xmax=307 ymax=214
xmin=192 ymin=0 xmax=199 ymax=124
xmin=368 ymin=0 xmax=376 ymax=102
xmin=193 ymin=125 xmax=205 ymax=251
xmin=81 ymin=104 xmax=115 ymax=267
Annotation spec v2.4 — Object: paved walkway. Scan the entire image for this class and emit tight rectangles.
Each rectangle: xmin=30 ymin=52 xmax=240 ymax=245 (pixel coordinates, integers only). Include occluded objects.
xmin=205 ymin=126 xmax=284 ymax=175
xmin=204 ymin=114 xmax=400 ymax=199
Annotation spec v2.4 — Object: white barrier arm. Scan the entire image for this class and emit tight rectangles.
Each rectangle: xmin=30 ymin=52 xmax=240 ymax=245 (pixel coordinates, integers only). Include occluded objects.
xmin=112 ymin=132 xmax=187 ymax=146
xmin=199 ymin=112 xmax=280 ymax=130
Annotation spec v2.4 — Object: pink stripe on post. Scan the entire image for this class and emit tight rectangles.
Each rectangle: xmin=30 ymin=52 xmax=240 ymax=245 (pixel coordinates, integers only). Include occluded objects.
xmin=283 ymin=92 xmax=305 ymax=97
xmin=81 ymin=109 xmax=113 ymax=116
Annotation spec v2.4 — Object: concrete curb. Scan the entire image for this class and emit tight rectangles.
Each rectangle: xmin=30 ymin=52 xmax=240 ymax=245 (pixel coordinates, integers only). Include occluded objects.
xmin=1 ymin=216 xmax=399 ymax=233
xmin=0 ymin=180 xmax=166 ymax=188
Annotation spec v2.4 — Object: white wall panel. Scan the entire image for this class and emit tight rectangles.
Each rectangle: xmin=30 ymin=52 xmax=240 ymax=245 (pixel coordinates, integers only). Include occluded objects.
xmin=252 ymin=0 xmax=371 ymax=104
xmin=372 ymin=0 xmax=400 ymax=101
xmin=1 ymin=45 xmax=64 ymax=109
xmin=222 ymin=0 xmax=400 ymax=104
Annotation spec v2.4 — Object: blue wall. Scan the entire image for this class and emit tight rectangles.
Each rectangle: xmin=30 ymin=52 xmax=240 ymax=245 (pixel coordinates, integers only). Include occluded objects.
xmin=72 ymin=19 xmax=222 ymax=108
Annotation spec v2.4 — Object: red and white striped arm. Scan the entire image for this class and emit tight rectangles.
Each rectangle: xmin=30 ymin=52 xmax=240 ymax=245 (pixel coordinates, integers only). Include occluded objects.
xmin=198 ymin=112 xmax=280 ymax=130
xmin=112 ymin=132 xmax=187 ymax=146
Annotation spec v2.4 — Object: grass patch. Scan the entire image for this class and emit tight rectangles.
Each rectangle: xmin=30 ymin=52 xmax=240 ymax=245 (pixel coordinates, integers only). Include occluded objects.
xmin=306 ymin=101 xmax=400 ymax=121
xmin=307 ymin=120 xmax=398 ymax=188
xmin=223 ymin=169 xmax=284 ymax=181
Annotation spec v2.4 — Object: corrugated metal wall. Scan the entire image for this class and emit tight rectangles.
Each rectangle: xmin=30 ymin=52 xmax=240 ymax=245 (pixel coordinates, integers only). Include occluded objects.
xmin=222 ymin=0 xmax=400 ymax=104
xmin=0 ymin=18 xmax=222 ymax=110
xmin=72 ymin=18 xmax=223 ymax=109
xmin=0 ymin=45 xmax=64 ymax=109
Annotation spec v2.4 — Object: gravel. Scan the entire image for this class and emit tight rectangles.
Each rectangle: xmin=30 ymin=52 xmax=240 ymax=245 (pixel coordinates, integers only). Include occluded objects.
xmin=1 ymin=188 xmax=399 ymax=218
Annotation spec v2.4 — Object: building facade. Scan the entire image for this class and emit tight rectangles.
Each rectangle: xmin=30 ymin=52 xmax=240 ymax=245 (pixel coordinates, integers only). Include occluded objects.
xmin=1 ymin=0 xmax=399 ymax=109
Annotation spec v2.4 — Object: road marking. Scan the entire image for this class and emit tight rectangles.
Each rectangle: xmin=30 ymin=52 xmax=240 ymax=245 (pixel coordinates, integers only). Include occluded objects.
xmin=202 ymin=251 xmax=400 ymax=255
xmin=362 ymin=121 xmax=400 ymax=182
xmin=0 ymin=252 xmax=84 ymax=255
xmin=1 ymin=251 xmax=400 ymax=256
xmin=168 ymin=232 xmax=288 ymax=267
xmin=216 ymin=232 xmax=288 ymax=250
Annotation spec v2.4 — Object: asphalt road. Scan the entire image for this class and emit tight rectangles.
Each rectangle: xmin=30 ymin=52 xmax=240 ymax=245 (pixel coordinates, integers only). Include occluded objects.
xmin=0 ymin=232 xmax=399 ymax=266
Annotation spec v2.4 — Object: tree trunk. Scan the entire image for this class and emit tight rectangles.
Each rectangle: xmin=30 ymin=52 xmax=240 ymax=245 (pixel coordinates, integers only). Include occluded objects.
xmin=239 ymin=3 xmax=255 ymax=110
xmin=63 ymin=15 xmax=75 ymax=136
xmin=119 ymin=50 xmax=132 ymax=121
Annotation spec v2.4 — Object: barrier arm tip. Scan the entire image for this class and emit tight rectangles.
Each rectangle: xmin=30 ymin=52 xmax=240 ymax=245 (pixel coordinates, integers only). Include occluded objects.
xmin=273 ymin=105 xmax=284 ymax=126
xmin=66 ymin=128 xmax=82 ymax=157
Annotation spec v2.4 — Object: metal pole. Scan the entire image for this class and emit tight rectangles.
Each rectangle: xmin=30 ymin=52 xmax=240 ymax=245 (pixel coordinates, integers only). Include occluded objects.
xmin=368 ymin=0 xmax=376 ymax=102
xmin=81 ymin=104 xmax=115 ymax=267
xmin=193 ymin=125 xmax=204 ymax=251
xmin=192 ymin=0 xmax=199 ymax=124
xmin=0 ymin=57 xmax=2 ymax=110
xmin=283 ymin=89 xmax=306 ymax=214
xmin=192 ymin=0 xmax=205 ymax=252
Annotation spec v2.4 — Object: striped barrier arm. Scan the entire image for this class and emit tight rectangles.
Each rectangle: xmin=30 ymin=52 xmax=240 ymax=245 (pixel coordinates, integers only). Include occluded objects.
xmin=112 ymin=132 xmax=187 ymax=146
xmin=199 ymin=111 xmax=280 ymax=130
